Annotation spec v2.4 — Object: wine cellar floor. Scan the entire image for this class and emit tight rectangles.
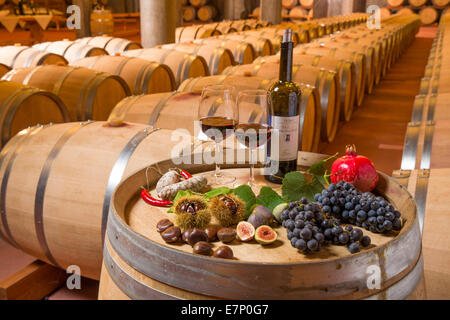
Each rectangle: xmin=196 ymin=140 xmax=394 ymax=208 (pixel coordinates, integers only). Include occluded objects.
xmin=321 ymin=30 xmax=436 ymax=176
xmin=0 ymin=27 xmax=441 ymax=300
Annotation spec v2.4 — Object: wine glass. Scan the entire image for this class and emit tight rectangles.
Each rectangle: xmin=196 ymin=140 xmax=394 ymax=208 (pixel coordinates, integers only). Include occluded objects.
xmin=234 ymin=90 xmax=273 ymax=189
xmin=198 ymin=84 xmax=238 ymax=185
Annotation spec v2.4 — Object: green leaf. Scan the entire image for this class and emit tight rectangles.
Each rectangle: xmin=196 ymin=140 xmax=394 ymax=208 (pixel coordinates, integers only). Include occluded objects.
xmin=203 ymin=187 xmax=232 ymax=199
xmin=167 ymin=190 xmax=194 ymax=213
xmin=282 ymin=171 xmax=325 ymax=202
xmin=256 ymin=186 xmax=285 ymax=212
xmin=307 ymin=154 xmax=337 ymax=185
xmin=232 ymin=185 xmax=256 ymax=219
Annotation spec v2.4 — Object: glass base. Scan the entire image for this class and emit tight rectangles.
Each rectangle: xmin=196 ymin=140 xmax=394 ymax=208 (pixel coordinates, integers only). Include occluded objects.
xmin=207 ymin=171 xmax=236 ymax=187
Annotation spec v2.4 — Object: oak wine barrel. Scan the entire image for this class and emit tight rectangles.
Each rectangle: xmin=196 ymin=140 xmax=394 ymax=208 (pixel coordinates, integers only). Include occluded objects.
xmin=222 ymin=63 xmax=339 ymax=142
xmin=295 ymin=45 xmax=367 ymax=107
xmin=197 ymin=5 xmax=217 ymax=22
xmin=194 ymin=38 xmax=255 ymax=65
xmin=419 ymin=7 xmax=438 ymax=25
xmin=282 ymin=0 xmax=298 ymax=9
xmin=409 ymin=0 xmax=427 ymax=7
xmin=387 ymin=0 xmax=405 ymax=7
xmin=252 ymin=7 xmax=260 ymax=18
xmin=98 ymin=163 xmax=424 ymax=300
xmin=231 ymin=20 xmax=252 ymax=32
xmin=176 ymin=25 xmax=221 ymax=43
xmin=0 ymin=46 xmax=68 ymax=69
xmin=33 ymin=41 xmax=108 ymax=64
xmin=255 ymin=53 xmax=356 ymax=122
xmin=161 ymin=43 xmax=234 ymax=75
xmin=289 ymin=6 xmax=308 ymax=22
xmin=220 ymin=33 xmax=273 ymax=57
xmin=432 ymin=0 xmax=449 ymax=7
xmin=90 ymin=9 xmax=114 ymax=36
xmin=380 ymin=8 xmax=391 ymax=20
xmin=75 ymin=36 xmax=142 ymax=55
xmin=300 ymin=0 xmax=314 ymax=8
xmin=190 ymin=0 xmax=208 ymax=7
xmin=178 ymin=75 xmax=321 ymax=152
xmin=183 ymin=6 xmax=196 ymax=22
xmin=0 ymin=80 xmax=69 ymax=147
xmin=0 ymin=122 xmax=194 ymax=280
xmin=2 ymin=65 xmax=130 ymax=121
xmin=71 ymin=55 xmax=176 ymax=95
xmin=207 ymin=21 xmax=238 ymax=35
xmin=123 ymin=48 xmax=209 ymax=86
xmin=398 ymin=8 xmax=414 ymax=16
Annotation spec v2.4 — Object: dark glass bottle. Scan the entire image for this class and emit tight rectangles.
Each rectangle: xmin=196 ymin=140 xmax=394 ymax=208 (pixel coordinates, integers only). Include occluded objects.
xmin=265 ymin=29 xmax=301 ymax=184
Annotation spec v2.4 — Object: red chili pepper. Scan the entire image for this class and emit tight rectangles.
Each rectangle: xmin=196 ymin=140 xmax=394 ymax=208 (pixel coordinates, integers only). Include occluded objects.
xmin=141 ymin=189 xmax=173 ymax=207
xmin=178 ymin=169 xmax=193 ymax=180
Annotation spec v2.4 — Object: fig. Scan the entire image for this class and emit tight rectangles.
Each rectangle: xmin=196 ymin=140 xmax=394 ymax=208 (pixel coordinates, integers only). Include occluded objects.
xmin=209 ymin=194 xmax=245 ymax=227
xmin=174 ymin=195 xmax=211 ymax=229
xmin=255 ymin=225 xmax=277 ymax=245
xmin=236 ymin=221 xmax=255 ymax=242
xmin=272 ymin=203 xmax=288 ymax=223
xmin=247 ymin=206 xmax=271 ymax=228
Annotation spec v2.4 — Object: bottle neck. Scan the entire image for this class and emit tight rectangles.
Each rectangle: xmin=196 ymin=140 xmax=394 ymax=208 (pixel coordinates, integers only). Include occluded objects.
xmin=279 ymin=42 xmax=294 ymax=82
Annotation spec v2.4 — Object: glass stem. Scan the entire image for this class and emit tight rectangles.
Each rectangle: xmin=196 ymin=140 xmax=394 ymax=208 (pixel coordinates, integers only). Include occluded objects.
xmin=215 ymin=141 xmax=221 ymax=178
xmin=249 ymin=148 xmax=255 ymax=186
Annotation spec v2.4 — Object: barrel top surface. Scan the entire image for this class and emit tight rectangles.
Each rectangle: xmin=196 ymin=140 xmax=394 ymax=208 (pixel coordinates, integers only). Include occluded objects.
xmin=112 ymin=166 xmax=417 ymax=266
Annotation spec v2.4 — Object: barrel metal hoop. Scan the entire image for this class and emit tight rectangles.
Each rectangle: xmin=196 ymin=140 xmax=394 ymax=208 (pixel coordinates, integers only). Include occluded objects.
xmin=51 ymin=66 xmax=80 ymax=98
xmin=209 ymin=47 xmax=221 ymax=75
xmin=75 ymin=72 xmax=102 ymax=121
xmin=101 ymin=127 xmax=159 ymax=241
xmin=1 ymin=87 xmax=41 ymax=146
xmin=411 ymin=95 xmax=425 ymax=122
xmin=22 ymin=65 xmax=44 ymax=86
xmin=400 ymin=122 xmax=421 ymax=171
xmin=148 ymin=92 xmax=178 ymax=127
xmin=426 ymin=94 xmax=437 ymax=121
xmin=114 ymin=56 xmax=132 ymax=76
xmin=111 ymin=39 xmax=126 ymax=55
xmin=23 ymin=49 xmax=39 ymax=68
xmin=0 ymin=133 xmax=25 ymax=243
xmin=103 ymin=242 xmax=177 ymax=300
xmin=9 ymin=47 xmax=29 ymax=68
xmin=34 ymin=121 xmax=94 ymax=267
xmin=414 ymin=170 xmax=430 ymax=232
xmin=60 ymin=41 xmax=76 ymax=57
xmin=141 ymin=63 xmax=161 ymax=95
xmin=420 ymin=121 xmax=435 ymax=171
xmin=133 ymin=61 xmax=152 ymax=94
xmin=107 ymin=95 xmax=143 ymax=124
xmin=1 ymin=126 xmax=44 ymax=249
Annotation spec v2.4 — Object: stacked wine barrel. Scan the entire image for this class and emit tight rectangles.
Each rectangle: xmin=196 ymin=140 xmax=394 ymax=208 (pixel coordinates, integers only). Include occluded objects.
xmin=182 ymin=0 xmax=218 ymax=22
xmin=0 ymin=13 xmax=422 ymax=287
xmin=384 ymin=0 xmax=450 ymax=25
xmin=393 ymin=11 xmax=450 ymax=299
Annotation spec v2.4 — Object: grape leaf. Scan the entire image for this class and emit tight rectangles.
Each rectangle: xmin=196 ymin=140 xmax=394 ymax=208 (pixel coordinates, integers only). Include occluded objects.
xmin=232 ymin=185 xmax=256 ymax=219
xmin=307 ymin=154 xmax=337 ymax=185
xmin=167 ymin=190 xmax=194 ymax=213
xmin=256 ymin=186 xmax=286 ymax=212
xmin=203 ymin=187 xmax=232 ymax=199
xmin=282 ymin=171 xmax=325 ymax=202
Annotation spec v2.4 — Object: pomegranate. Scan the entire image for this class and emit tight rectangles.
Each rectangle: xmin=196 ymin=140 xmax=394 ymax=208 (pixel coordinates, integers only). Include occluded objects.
xmin=330 ymin=145 xmax=378 ymax=192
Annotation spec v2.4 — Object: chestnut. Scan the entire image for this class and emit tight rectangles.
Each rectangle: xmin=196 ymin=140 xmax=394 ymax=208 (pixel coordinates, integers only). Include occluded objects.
xmin=156 ymin=219 xmax=173 ymax=233
xmin=193 ymin=241 xmax=213 ymax=256
xmin=217 ymin=228 xmax=236 ymax=243
xmin=214 ymin=245 xmax=234 ymax=259
xmin=161 ymin=226 xmax=181 ymax=243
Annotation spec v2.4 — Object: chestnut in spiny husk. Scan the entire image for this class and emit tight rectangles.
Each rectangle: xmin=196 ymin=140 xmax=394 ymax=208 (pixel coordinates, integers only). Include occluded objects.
xmin=209 ymin=194 xmax=245 ymax=227
xmin=174 ymin=195 xmax=211 ymax=230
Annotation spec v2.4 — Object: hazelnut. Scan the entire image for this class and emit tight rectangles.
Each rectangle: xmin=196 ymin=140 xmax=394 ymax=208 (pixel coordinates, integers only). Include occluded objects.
xmin=193 ymin=241 xmax=213 ymax=256
xmin=213 ymin=245 xmax=234 ymax=259
xmin=161 ymin=226 xmax=181 ymax=243
xmin=217 ymin=228 xmax=236 ymax=243
xmin=156 ymin=219 xmax=173 ymax=233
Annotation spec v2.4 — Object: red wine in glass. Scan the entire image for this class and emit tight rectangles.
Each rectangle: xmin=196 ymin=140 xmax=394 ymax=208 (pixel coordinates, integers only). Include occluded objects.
xmin=200 ymin=116 xmax=237 ymax=142
xmin=234 ymin=123 xmax=272 ymax=149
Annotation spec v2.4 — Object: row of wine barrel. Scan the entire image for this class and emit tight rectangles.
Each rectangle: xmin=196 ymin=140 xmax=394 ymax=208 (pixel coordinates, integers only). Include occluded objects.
xmin=387 ymin=0 xmax=449 ymax=7
xmin=0 ymin=14 xmax=420 ymax=283
xmin=382 ymin=5 xmax=449 ymax=25
xmin=392 ymin=9 xmax=450 ymax=299
xmin=282 ymin=0 xmax=314 ymax=9
xmin=183 ymin=5 xmax=217 ymax=22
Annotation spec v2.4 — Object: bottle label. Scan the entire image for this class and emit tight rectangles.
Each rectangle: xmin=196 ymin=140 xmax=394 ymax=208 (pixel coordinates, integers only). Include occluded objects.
xmin=271 ymin=115 xmax=299 ymax=161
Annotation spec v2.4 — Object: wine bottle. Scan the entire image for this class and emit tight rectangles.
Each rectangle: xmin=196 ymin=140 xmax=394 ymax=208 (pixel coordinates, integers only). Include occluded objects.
xmin=265 ymin=29 xmax=301 ymax=184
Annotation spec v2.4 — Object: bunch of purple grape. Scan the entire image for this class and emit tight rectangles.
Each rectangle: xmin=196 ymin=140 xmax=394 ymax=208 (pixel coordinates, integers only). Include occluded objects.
xmin=314 ymin=181 xmax=402 ymax=233
xmin=280 ymin=197 xmax=371 ymax=254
